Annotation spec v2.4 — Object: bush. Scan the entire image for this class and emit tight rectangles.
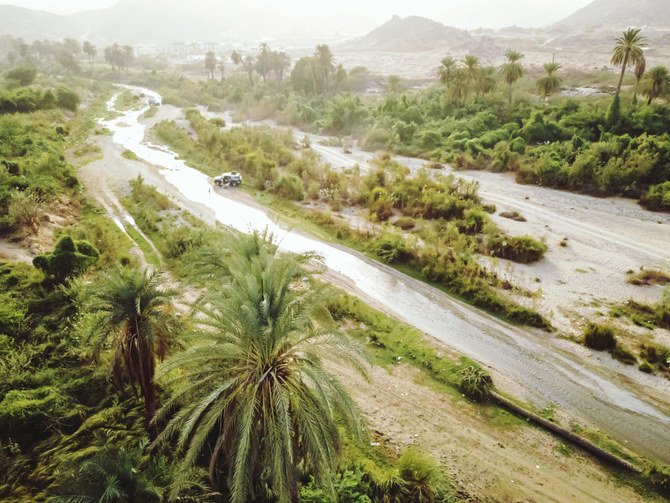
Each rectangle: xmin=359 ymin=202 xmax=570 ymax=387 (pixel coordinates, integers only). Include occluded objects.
xmin=640 ymin=182 xmax=670 ymax=212
xmin=5 ymin=67 xmax=37 ymax=86
xmin=489 ymin=235 xmax=547 ymax=263
xmin=611 ymin=344 xmax=637 ymax=365
xmin=33 ymin=235 xmax=99 ymax=284
xmin=393 ymin=216 xmax=416 ymax=231
xmin=649 ymin=465 xmax=670 ymax=497
xmin=273 ymin=174 xmax=304 ymax=201
xmin=458 ymin=366 xmax=493 ymax=402
xmin=55 ymin=87 xmax=80 ymax=112
xmin=582 ymin=323 xmax=616 ymax=351
xmin=370 ymin=233 xmax=412 ymax=264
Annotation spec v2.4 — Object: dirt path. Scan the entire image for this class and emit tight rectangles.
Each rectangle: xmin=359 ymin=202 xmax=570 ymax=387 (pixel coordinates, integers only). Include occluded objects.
xmin=332 ymin=361 xmax=658 ymax=503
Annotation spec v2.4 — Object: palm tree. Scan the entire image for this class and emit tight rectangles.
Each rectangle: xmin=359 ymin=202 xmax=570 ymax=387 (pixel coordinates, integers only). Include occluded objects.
xmin=611 ymin=28 xmax=646 ymax=98
xmin=500 ymin=49 xmax=524 ymax=105
xmin=314 ymin=44 xmax=335 ymax=84
xmin=437 ymin=56 xmax=456 ymax=86
xmin=155 ymin=232 xmax=366 ymax=502
xmin=82 ymin=41 xmax=96 ymax=67
xmin=255 ymin=43 xmax=272 ymax=82
xmin=242 ymin=55 xmax=255 ymax=85
xmin=271 ymin=51 xmax=291 ymax=81
xmin=633 ymin=55 xmax=647 ymax=104
xmin=639 ymin=66 xmax=670 ymax=104
xmin=334 ymin=63 xmax=347 ymax=90
xmin=448 ymin=68 xmax=470 ymax=105
xmin=463 ymin=55 xmax=480 ymax=77
xmin=536 ymin=62 xmax=563 ymax=103
xmin=230 ymin=49 xmax=242 ymax=66
xmin=204 ymin=51 xmax=216 ymax=80
xmin=84 ymin=268 xmax=183 ymax=436
xmin=475 ymin=66 xmax=497 ymax=99
xmin=386 ymin=74 xmax=401 ymax=96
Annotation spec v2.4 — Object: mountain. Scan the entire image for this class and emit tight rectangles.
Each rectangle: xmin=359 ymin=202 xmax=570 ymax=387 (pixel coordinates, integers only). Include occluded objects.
xmin=0 ymin=0 xmax=344 ymax=45
xmin=341 ymin=15 xmax=471 ymax=52
xmin=0 ymin=5 xmax=76 ymax=39
xmin=553 ymin=0 xmax=670 ymax=30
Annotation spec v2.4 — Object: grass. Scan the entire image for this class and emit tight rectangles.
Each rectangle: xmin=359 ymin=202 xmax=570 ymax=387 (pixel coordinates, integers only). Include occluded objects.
xmin=123 ymin=225 xmax=161 ymax=268
xmin=499 ymin=210 xmax=527 ymax=222
xmin=122 ymin=149 xmax=139 ymax=160
xmin=627 ymin=269 xmax=670 ymax=286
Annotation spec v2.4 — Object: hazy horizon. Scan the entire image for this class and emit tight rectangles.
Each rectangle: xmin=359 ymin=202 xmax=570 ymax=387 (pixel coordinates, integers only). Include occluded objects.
xmin=3 ymin=0 xmax=594 ymax=33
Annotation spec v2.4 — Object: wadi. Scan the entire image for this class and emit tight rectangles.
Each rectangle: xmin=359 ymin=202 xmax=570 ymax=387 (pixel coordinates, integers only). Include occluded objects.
xmin=0 ymin=0 xmax=669 ymax=501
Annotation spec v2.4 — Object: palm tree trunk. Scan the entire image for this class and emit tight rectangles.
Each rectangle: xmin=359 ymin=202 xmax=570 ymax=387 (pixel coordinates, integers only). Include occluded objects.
xmin=615 ymin=53 xmax=629 ymax=97
xmin=508 ymin=84 xmax=513 ymax=106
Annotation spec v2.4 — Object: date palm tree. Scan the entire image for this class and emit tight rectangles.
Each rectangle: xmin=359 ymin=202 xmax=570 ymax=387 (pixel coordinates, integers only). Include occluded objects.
xmin=639 ymin=66 xmax=670 ymax=104
xmin=437 ymin=56 xmax=456 ymax=87
xmin=314 ymin=44 xmax=335 ymax=84
xmin=154 ymin=233 xmax=366 ymax=502
xmin=611 ymin=28 xmax=646 ymax=98
xmin=633 ymin=55 xmax=647 ymax=104
xmin=448 ymin=68 xmax=470 ymax=105
xmin=536 ymin=62 xmax=563 ymax=103
xmin=475 ymin=66 xmax=497 ymax=99
xmin=230 ymin=50 xmax=242 ymax=66
xmin=386 ymin=74 xmax=401 ymax=96
xmin=85 ymin=268 xmax=183 ymax=436
xmin=242 ymin=55 xmax=255 ymax=85
xmin=500 ymin=49 xmax=524 ymax=105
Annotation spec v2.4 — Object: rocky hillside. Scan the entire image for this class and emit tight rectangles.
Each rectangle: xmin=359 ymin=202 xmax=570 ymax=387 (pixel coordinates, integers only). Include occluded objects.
xmin=553 ymin=0 xmax=670 ymax=30
xmin=342 ymin=15 xmax=471 ymax=52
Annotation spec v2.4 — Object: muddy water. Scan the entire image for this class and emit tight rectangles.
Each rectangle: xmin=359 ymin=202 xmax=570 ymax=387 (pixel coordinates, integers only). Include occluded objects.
xmin=103 ymin=89 xmax=670 ymax=463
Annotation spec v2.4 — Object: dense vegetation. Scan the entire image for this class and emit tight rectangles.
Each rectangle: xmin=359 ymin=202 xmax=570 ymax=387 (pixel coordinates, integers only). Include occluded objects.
xmin=153 ymin=109 xmax=550 ymax=328
xmin=138 ymin=33 xmax=670 ymax=213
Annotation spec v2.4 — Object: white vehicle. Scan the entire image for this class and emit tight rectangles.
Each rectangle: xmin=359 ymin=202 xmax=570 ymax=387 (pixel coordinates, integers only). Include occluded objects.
xmin=214 ymin=171 xmax=242 ymax=187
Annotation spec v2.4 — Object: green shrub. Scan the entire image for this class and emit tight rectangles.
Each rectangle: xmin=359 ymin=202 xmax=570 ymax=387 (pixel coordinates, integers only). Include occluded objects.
xmin=582 ymin=323 xmax=616 ymax=351
xmin=649 ymin=465 xmax=670 ymax=497
xmin=370 ymin=233 xmax=412 ymax=264
xmin=489 ymin=235 xmax=547 ymax=263
xmin=458 ymin=366 xmax=493 ymax=403
xmin=393 ymin=216 xmax=416 ymax=231
xmin=273 ymin=174 xmax=304 ymax=201
xmin=5 ymin=67 xmax=37 ymax=86
xmin=639 ymin=360 xmax=653 ymax=373
xmin=32 ymin=235 xmax=99 ymax=284
xmin=640 ymin=182 xmax=670 ymax=212
xmin=611 ymin=344 xmax=637 ymax=365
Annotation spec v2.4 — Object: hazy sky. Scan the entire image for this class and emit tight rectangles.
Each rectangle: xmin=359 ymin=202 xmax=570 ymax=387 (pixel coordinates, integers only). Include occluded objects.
xmin=5 ymin=0 xmax=595 ymax=30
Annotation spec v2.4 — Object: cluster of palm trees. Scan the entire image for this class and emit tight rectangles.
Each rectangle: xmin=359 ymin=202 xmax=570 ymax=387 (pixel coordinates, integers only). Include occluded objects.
xmin=437 ymin=49 xmax=567 ymax=106
xmin=227 ymin=44 xmax=291 ymax=84
xmin=82 ymin=231 xmax=365 ymax=501
xmin=292 ymin=44 xmax=347 ymax=95
xmin=606 ymin=28 xmax=670 ymax=126
xmin=103 ymin=43 xmax=134 ymax=73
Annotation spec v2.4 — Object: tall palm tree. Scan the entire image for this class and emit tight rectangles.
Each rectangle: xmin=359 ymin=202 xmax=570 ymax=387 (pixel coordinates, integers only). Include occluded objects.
xmin=242 ymin=55 xmax=255 ymax=85
xmin=463 ymin=55 xmax=480 ymax=77
xmin=230 ymin=50 xmax=242 ymax=66
xmin=536 ymin=62 xmax=563 ymax=103
xmin=500 ymin=49 xmax=524 ymax=105
xmin=314 ymin=44 xmax=335 ymax=84
xmin=448 ymin=68 xmax=470 ymax=105
xmin=437 ymin=56 xmax=456 ymax=87
xmin=155 ymin=233 xmax=366 ymax=503
xmin=633 ymin=55 xmax=647 ymax=104
xmin=639 ymin=66 xmax=670 ymax=104
xmin=475 ymin=66 xmax=497 ymax=99
xmin=386 ymin=74 xmax=401 ymax=96
xmin=334 ymin=63 xmax=347 ymax=90
xmin=85 ymin=268 xmax=183 ymax=435
xmin=611 ymin=28 xmax=646 ymax=98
